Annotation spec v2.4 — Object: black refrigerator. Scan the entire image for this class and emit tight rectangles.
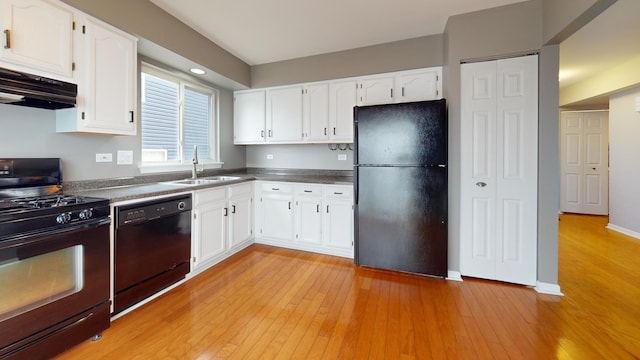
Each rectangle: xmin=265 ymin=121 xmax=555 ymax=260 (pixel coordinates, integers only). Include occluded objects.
xmin=354 ymin=99 xmax=447 ymax=277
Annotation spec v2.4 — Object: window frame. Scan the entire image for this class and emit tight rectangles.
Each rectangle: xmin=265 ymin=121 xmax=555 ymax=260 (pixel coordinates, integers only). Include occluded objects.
xmin=139 ymin=62 xmax=222 ymax=173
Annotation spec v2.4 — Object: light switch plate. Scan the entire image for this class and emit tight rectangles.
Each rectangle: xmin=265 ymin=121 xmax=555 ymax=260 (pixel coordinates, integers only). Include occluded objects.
xmin=96 ymin=153 xmax=113 ymax=162
xmin=117 ymin=150 xmax=134 ymax=165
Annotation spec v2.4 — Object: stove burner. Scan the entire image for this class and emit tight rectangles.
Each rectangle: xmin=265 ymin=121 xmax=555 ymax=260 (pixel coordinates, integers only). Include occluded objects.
xmin=11 ymin=195 xmax=88 ymax=209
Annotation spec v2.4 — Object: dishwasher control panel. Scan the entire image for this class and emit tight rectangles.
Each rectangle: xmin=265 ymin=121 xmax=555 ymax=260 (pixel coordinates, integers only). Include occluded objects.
xmin=116 ymin=195 xmax=192 ymax=226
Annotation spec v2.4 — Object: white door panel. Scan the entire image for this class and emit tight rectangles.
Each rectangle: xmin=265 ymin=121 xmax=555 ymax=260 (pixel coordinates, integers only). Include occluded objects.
xmin=560 ymin=111 xmax=609 ymax=215
xmin=461 ymin=55 xmax=538 ymax=286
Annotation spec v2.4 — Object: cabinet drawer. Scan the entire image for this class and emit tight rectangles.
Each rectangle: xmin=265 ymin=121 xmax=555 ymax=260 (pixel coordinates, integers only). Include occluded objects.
xmin=260 ymin=182 xmax=293 ymax=194
xmin=323 ymin=186 xmax=353 ymax=199
xmin=229 ymin=182 xmax=253 ymax=197
xmin=294 ymin=184 xmax=322 ymax=196
xmin=194 ymin=187 xmax=226 ymax=205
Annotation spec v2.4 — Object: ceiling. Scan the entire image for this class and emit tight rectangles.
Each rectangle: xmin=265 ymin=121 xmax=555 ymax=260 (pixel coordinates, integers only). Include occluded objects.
xmin=149 ymin=0 xmax=640 ymax=107
xmin=559 ymin=0 xmax=640 ymax=107
xmin=150 ymin=0 xmax=527 ymax=65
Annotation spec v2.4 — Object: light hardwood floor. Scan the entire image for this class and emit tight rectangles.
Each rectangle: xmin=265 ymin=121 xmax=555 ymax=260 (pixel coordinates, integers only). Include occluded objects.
xmin=56 ymin=213 xmax=640 ymax=359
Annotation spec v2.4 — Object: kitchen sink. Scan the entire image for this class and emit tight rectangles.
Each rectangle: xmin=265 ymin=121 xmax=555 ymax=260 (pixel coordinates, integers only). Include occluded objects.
xmin=162 ymin=178 xmax=220 ymax=186
xmin=161 ymin=176 xmax=242 ymax=186
xmin=203 ymin=176 xmax=242 ymax=181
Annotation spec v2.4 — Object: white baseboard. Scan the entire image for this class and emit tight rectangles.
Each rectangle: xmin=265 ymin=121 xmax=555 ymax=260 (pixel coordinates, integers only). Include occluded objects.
xmin=606 ymin=223 xmax=640 ymax=240
xmin=446 ymin=270 xmax=463 ymax=281
xmin=534 ymin=281 xmax=564 ymax=296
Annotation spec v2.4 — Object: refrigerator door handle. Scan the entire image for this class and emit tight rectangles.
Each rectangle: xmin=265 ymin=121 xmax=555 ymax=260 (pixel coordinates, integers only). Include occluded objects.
xmin=354 ymin=166 xmax=359 ymax=205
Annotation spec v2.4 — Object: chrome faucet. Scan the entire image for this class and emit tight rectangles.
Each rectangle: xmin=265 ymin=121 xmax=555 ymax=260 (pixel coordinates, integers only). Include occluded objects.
xmin=191 ymin=145 xmax=199 ymax=179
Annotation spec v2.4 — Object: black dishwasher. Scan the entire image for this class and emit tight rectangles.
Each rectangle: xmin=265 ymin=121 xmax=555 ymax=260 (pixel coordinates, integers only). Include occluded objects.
xmin=114 ymin=194 xmax=192 ymax=314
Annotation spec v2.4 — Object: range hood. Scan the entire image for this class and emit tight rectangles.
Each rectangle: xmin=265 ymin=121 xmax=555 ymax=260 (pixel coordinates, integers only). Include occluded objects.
xmin=0 ymin=67 xmax=77 ymax=110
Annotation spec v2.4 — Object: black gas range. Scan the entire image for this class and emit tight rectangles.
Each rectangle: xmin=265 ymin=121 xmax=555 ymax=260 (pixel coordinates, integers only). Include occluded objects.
xmin=0 ymin=158 xmax=111 ymax=360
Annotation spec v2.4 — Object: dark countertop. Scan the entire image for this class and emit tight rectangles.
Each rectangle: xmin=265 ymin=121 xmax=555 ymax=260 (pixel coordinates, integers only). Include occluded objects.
xmin=67 ymin=168 xmax=353 ymax=203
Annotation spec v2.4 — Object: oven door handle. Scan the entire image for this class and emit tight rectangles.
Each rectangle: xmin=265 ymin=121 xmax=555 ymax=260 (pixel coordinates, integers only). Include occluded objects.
xmin=0 ymin=218 xmax=111 ymax=250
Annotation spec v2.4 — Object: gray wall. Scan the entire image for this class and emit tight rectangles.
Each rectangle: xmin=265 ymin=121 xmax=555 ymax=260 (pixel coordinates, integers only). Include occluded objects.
xmin=60 ymin=0 xmax=250 ymax=87
xmin=0 ymin=83 xmax=245 ymax=181
xmin=247 ymin=145 xmax=352 ymax=170
xmin=542 ymin=0 xmax=617 ymax=44
xmin=251 ymin=35 xmax=443 ymax=88
xmin=443 ymin=0 xmax=543 ymax=277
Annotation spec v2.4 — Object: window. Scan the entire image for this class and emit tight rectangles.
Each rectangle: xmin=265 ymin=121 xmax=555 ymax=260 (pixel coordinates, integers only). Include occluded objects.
xmin=140 ymin=64 xmax=218 ymax=168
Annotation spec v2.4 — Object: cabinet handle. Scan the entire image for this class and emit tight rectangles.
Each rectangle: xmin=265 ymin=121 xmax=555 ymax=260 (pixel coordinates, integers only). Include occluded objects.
xmin=3 ymin=29 xmax=10 ymax=49
xmin=317 ymin=204 xmax=320 ymax=213
xmin=324 ymin=128 xmax=327 ymax=136
xmin=334 ymin=192 xmax=343 ymax=195
xmin=271 ymin=188 xmax=279 ymax=191
xmin=232 ymin=205 xmax=236 ymax=214
xmin=402 ymin=87 xmax=405 ymax=97
xmin=268 ymin=130 xmax=272 ymax=137
xmin=224 ymin=207 xmax=228 ymax=216
xmin=333 ymin=127 xmax=336 ymax=135
xmin=390 ymin=88 xmax=393 ymax=98
xmin=288 ymin=201 xmax=291 ymax=210
xmin=326 ymin=205 xmax=329 ymax=213
xmin=304 ymin=190 xmax=312 ymax=193
xmin=261 ymin=130 xmax=265 ymax=138
xmin=129 ymin=111 xmax=134 ymax=123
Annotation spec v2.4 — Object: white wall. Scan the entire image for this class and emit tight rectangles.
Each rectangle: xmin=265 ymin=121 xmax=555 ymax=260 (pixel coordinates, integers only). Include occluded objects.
xmin=246 ymin=144 xmax=352 ymax=170
xmin=608 ymin=86 xmax=640 ymax=236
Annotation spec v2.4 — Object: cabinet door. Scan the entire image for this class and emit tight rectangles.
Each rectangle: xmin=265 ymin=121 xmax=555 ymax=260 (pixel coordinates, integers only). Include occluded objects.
xmin=324 ymin=198 xmax=353 ymax=251
xmin=193 ymin=199 xmax=227 ymax=269
xmin=266 ymin=86 xmax=303 ymax=142
xmin=234 ymin=90 xmax=266 ymax=144
xmin=395 ymin=70 xmax=440 ymax=102
xmin=260 ymin=193 xmax=294 ymax=241
xmin=295 ymin=196 xmax=323 ymax=245
xmin=79 ymin=17 xmax=137 ymax=135
xmin=0 ymin=0 xmax=73 ymax=78
xmin=357 ymin=76 xmax=394 ymax=106
xmin=303 ymin=83 xmax=329 ymax=141
xmin=229 ymin=193 xmax=253 ymax=249
xmin=329 ymin=79 xmax=357 ymax=142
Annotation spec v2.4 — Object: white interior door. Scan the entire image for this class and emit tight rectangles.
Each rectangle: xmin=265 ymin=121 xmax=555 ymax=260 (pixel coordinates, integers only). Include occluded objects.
xmin=560 ymin=111 xmax=609 ymax=215
xmin=460 ymin=55 xmax=538 ymax=286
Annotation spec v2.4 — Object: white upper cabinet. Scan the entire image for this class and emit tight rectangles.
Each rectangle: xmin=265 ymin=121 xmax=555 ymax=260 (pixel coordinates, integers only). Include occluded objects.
xmin=266 ymin=85 xmax=303 ymax=142
xmin=357 ymin=76 xmax=394 ymax=106
xmin=234 ymin=89 xmax=266 ymax=144
xmin=395 ymin=69 xmax=440 ymax=102
xmin=329 ymin=79 xmax=357 ymax=142
xmin=233 ymin=67 xmax=441 ymax=145
xmin=0 ymin=0 xmax=74 ymax=80
xmin=57 ymin=14 xmax=137 ymax=135
xmin=303 ymin=82 xmax=329 ymax=141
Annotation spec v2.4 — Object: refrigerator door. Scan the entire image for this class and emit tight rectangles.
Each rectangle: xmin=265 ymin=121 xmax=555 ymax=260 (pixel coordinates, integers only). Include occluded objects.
xmin=354 ymin=99 xmax=446 ymax=166
xmin=355 ymin=166 xmax=447 ymax=276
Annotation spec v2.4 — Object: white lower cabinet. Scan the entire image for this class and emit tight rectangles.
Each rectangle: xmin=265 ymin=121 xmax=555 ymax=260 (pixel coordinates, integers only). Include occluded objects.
xmin=255 ymin=181 xmax=354 ymax=258
xmin=322 ymin=185 xmax=354 ymax=257
xmin=192 ymin=183 xmax=253 ymax=274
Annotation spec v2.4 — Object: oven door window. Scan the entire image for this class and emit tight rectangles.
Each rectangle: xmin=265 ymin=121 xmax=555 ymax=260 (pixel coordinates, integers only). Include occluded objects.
xmin=0 ymin=245 xmax=83 ymax=321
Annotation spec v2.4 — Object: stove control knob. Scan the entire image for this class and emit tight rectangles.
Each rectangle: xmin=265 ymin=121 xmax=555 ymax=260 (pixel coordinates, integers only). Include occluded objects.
xmin=79 ymin=209 xmax=93 ymax=220
xmin=56 ymin=213 xmax=72 ymax=224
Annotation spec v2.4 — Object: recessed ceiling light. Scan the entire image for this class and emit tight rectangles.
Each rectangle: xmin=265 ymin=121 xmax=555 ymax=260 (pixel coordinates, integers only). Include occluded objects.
xmin=189 ymin=68 xmax=206 ymax=75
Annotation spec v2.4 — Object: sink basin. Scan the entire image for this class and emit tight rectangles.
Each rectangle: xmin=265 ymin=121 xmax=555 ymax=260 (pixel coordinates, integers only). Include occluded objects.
xmin=203 ymin=176 xmax=242 ymax=182
xmin=162 ymin=178 xmax=220 ymax=186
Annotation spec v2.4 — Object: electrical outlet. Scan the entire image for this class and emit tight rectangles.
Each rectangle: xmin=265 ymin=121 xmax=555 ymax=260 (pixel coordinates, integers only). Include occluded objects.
xmin=338 ymin=154 xmax=347 ymax=161
xmin=117 ymin=150 xmax=133 ymax=165
xmin=266 ymin=154 xmax=274 ymax=160
xmin=95 ymin=153 xmax=113 ymax=163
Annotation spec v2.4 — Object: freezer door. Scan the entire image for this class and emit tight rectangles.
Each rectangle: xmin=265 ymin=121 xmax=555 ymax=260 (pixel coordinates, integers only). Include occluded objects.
xmin=355 ymin=166 xmax=447 ymax=276
xmin=354 ymin=99 xmax=446 ymax=166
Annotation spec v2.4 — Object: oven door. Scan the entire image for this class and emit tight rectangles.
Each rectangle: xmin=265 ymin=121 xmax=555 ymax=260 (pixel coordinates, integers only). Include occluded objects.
xmin=0 ymin=219 xmax=110 ymax=358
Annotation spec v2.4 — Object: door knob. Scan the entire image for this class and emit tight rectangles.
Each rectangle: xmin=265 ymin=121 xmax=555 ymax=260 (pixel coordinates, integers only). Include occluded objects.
xmin=476 ymin=182 xmax=487 ymax=187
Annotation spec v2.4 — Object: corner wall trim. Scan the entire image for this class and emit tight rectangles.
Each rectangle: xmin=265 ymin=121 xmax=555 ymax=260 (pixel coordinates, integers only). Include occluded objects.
xmin=447 ymin=271 xmax=463 ymax=282
xmin=606 ymin=223 xmax=640 ymax=240
xmin=534 ymin=281 xmax=564 ymax=296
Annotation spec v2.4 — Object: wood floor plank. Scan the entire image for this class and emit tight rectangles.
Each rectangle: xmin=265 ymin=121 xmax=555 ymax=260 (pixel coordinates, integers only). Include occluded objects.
xmin=55 ymin=214 xmax=640 ymax=360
